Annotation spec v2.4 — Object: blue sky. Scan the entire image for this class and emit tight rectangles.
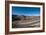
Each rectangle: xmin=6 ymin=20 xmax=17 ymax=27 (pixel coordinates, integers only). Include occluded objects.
xmin=12 ymin=6 xmax=40 ymax=16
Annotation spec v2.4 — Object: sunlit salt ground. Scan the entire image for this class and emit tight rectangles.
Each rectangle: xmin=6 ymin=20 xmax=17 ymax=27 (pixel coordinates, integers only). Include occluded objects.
xmin=12 ymin=16 xmax=40 ymax=28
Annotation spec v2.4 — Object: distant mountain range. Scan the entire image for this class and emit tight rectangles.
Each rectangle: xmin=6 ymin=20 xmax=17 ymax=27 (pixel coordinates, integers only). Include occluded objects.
xmin=12 ymin=15 xmax=40 ymax=21
xmin=12 ymin=15 xmax=40 ymax=17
